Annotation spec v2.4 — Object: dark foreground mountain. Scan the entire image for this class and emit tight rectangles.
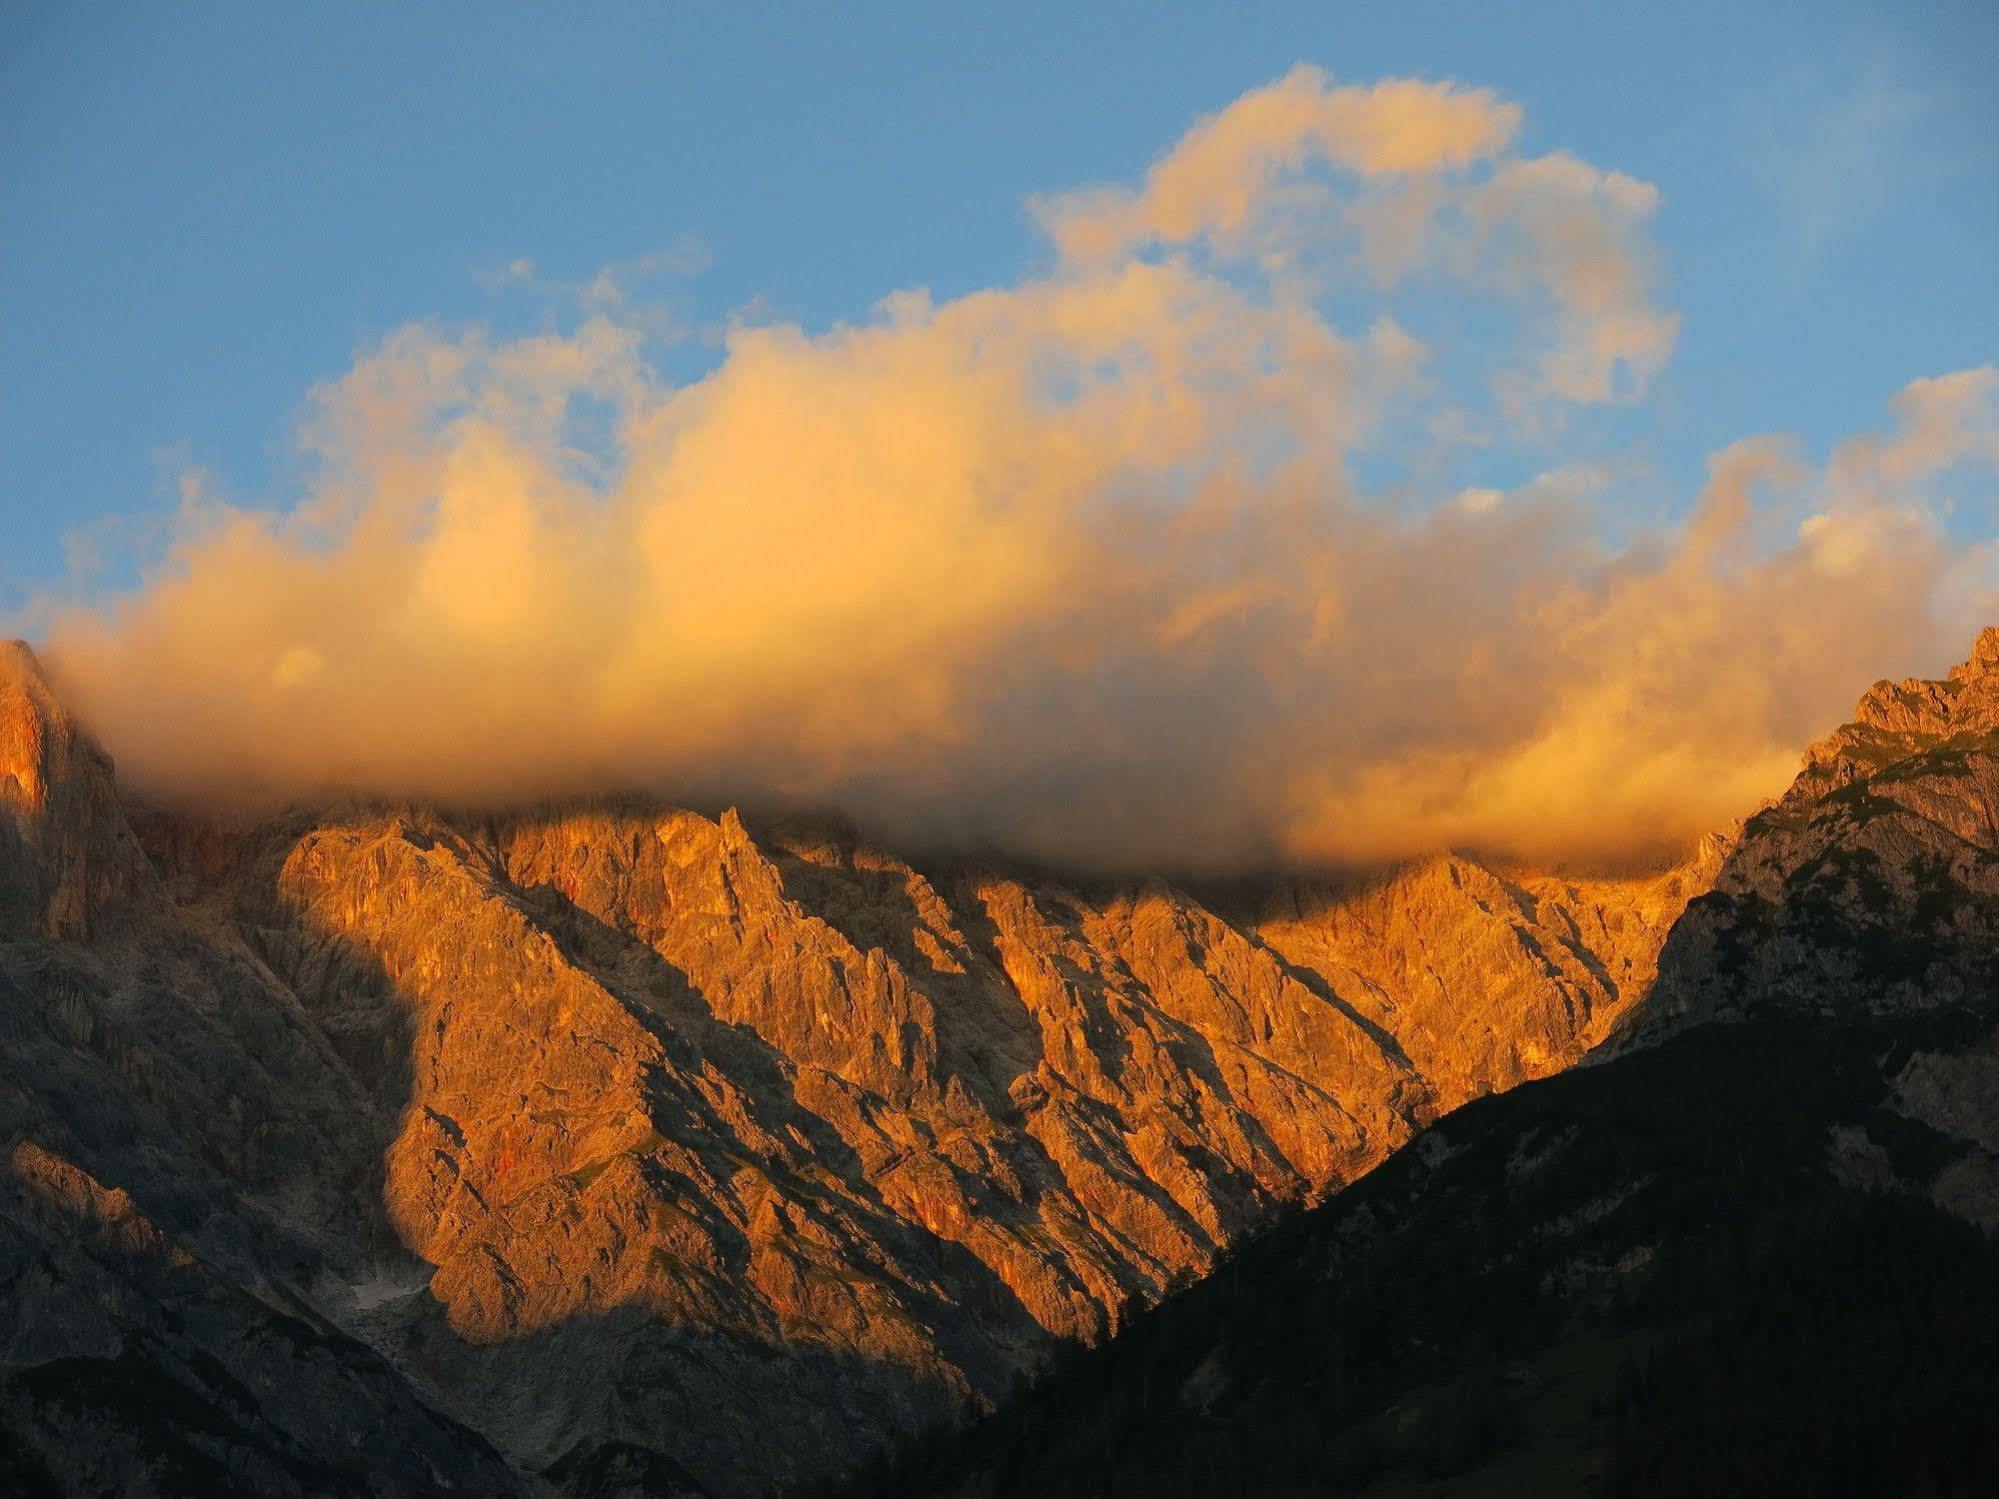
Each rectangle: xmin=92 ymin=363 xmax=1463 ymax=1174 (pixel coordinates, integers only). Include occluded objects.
xmin=842 ymin=633 xmax=1999 ymax=1499
xmin=0 ymin=639 xmax=1713 ymax=1496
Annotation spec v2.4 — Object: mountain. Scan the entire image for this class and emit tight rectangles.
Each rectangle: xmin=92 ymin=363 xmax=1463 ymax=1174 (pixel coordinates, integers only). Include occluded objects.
xmin=854 ymin=632 xmax=1999 ymax=1499
xmin=0 ymin=643 xmax=528 ymax=1496
xmin=0 ymin=639 xmax=1719 ymax=1496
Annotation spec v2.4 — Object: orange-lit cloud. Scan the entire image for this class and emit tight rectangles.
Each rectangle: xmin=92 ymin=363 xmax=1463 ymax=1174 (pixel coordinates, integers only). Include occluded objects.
xmin=29 ymin=72 xmax=1999 ymax=873
xmin=1036 ymin=64 xmax=1674 ymax=412
xmin=1035 ymin=66 xmax=1520 ymax=260
xmin=1467 ymin=152 xmax=1679 ymax=405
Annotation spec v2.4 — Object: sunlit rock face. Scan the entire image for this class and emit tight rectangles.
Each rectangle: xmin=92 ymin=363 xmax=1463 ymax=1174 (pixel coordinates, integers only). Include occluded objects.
xmin=0 ymin=640 xmax=147 ymax=940
xmin=1258 ymin=848 xmax=1723 ymax=1101
xmin=0 ymin=638 xmax=1722 ymax=1495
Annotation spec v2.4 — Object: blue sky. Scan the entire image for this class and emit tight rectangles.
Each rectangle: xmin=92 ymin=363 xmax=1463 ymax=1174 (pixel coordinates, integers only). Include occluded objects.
xmin=2 ymin=0 xmax=1995 ymax=617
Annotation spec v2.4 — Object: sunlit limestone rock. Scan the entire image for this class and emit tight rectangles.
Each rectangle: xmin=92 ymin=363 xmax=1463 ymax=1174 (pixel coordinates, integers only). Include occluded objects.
xmin=162 ymin=805 xmax=1721 ymax=1493
xmin=1258 ymin=846 xmax=1725 ymax=1102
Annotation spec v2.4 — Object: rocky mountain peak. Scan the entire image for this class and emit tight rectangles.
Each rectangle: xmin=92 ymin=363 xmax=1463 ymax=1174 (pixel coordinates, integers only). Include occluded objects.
xmin=1949 ymin=624 xmax=1999 ymax=686
xmin=1800 ymin=626 xmax=1999 ymax=782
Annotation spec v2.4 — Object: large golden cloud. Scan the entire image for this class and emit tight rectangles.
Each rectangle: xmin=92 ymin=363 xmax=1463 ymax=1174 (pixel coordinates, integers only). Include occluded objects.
xmin=34 ymin=73 xmax=1999 ymax=872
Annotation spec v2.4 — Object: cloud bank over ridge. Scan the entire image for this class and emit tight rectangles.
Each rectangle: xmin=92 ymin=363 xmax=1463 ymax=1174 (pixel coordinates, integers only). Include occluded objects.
xmin=33 ymin=67 xmax=1999 ymax=872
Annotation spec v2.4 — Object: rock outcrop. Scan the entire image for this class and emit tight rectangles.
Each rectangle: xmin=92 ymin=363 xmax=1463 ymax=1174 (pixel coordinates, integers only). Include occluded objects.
xmin=0 ymin=640 xmax=1723 ymax=1494
xmin=1636 ymin=627 xmax=1999 ymax=1036
xmin=1259 ymin=846 xmax=1724 ymax=1100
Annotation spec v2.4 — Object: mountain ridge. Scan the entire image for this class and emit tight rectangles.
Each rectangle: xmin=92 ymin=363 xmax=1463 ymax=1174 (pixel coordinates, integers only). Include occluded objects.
xmin=23 ymin=632 xmax=1991 ymax=1493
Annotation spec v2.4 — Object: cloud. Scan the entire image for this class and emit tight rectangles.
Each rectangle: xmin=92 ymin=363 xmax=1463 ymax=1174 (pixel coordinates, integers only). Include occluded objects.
xmin=1034 ymin=66 xmax=1520 ymax=261
xmin=1868 ymin=366 xmax=1999 ymax=483
xmin=1467 ymin=152 xmax=1679 ymax=405
xmin=1034 ymin=66 xmax=1673 ymax=414
xmin=473 ymin=238 xmax=709 ymax=337
xmin=32 ymin=74 xmax=1999 ymax=874
xmin=474 ymin=257 xmax=538 ymax=291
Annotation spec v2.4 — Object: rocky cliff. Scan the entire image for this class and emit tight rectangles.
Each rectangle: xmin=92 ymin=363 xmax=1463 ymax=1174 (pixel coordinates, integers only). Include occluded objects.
xmin=0 ymin=639 xmax=1721 ymax=1495
xmin=0 ymin=640 xmax=146 ymax=940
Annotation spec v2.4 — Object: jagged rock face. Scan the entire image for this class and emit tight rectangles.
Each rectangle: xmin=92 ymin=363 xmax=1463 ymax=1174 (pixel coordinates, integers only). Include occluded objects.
xmin=0 ymin=641 xmax=145 ymax=940
xmin=0 ymin=641 xmax=1722 ymax=1495
xmin=1638 ymin=628 xmax=1999 ymax=1037
xmin=1257 ymin=847 xmax=1725 ymax=1101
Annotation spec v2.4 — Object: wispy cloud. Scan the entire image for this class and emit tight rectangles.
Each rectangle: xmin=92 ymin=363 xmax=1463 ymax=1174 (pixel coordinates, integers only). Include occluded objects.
xmin=472 ymin=236 xmax=711 ymax=336
xmin=1748 ymin=52 xmax=1938 ymax=264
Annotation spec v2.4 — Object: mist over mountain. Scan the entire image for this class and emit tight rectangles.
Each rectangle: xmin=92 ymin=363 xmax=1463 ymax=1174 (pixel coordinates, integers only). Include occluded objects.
xmin=6 ymin=628 xmax=1999 ymax=1495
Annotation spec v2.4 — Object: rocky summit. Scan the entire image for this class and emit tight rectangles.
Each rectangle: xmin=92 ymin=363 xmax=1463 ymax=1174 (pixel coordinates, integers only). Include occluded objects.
xmin=1635 ymin=624 xmax=1999 ymax=1038
xmin=0 ymin=637 xmax=1724 ymax=1496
